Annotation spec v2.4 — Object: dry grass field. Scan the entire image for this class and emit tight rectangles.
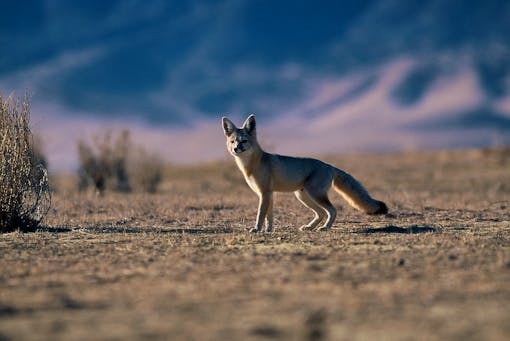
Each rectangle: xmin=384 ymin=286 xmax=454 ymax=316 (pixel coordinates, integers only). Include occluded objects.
xmin=1 ymin=148 xmax=509 ymax=340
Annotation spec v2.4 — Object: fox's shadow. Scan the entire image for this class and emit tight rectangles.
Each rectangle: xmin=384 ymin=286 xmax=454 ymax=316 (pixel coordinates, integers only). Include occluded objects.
xmin=37 ymin=225 xmax=437 ymax=234
xmin=357 ymin=225 xmax=438 ymax=234
xmin=36 ymin=226 xmax=73 ymax=233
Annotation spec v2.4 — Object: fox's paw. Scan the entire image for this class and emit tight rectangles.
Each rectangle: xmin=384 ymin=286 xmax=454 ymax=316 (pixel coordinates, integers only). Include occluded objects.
xmin=265 ymin=226 xmax=273 ymax=233
xmin=299 ymin=224 xmax=315 ymax=231
xmin=249 ymin=227 xmax=261 ymax=233
xmin=316 ymin=226 xmax=331 ymax=232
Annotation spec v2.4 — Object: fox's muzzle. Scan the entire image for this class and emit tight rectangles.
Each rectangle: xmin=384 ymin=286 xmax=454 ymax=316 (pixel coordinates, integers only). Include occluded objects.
xmin=234 ymin=145 xmax=245 ymax=154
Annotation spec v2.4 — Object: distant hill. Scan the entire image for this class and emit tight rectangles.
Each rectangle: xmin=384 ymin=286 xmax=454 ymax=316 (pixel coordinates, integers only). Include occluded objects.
xmin=1 ymin=0 xmax=509 ymax=170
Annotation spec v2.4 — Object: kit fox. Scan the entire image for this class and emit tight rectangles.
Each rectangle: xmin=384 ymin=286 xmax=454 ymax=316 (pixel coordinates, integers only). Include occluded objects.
xmin=222 ymin=114 xmax=388 ymax=232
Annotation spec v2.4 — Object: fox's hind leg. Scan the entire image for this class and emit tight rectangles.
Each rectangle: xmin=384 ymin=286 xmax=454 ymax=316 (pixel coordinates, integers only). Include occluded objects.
xmin=305 ymin=188 xmax=336 ymax=231
xmin=295 ymin=189 xmax=326 ymax=231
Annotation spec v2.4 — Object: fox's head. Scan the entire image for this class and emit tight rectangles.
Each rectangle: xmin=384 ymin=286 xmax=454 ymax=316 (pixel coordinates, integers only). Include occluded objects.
xmin=222 ymin=114 xmax=258 ymax=157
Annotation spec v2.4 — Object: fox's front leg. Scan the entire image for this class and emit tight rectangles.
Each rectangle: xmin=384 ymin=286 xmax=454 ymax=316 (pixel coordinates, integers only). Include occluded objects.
xmin=250 ymin=192 xmax=273 ymax=233
xmin=265 ymin=193 xmax=273 ymax=232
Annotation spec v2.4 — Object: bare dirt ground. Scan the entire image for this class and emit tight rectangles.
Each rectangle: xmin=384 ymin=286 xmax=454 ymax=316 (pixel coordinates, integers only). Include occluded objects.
xmin=1 ymin=148 xmax=509 ymax=340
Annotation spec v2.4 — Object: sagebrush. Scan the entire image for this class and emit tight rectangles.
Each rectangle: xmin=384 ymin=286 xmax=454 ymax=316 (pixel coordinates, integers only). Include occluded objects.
xmin=78 ymin=129 xmax=164 ymax=193
xmin=0 ymin=94 xmax=50 ymax=232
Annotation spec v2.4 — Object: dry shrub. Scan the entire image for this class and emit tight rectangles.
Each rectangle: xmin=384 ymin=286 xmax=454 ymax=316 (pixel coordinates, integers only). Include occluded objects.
xmin=77 ymin=130 xmax=131 ymax=193
xmin=78 ymin=130 xmax=164 ymax=194
xmin=129 ymin=147 xmax=164 ymax=193
xmin=0 ymin=94 xmax=50 ymax=232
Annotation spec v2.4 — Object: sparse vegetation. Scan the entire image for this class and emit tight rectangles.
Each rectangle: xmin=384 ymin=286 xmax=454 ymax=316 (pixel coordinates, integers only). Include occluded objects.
xmin=77 ymin=129 xmax=164 ymax=194
xmin=0 ymin=94 xmax=50 ymax=233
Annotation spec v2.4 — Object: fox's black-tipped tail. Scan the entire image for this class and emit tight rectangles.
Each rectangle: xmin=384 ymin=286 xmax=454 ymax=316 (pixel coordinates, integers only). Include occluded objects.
xmin=332 ymin=168 xmax=388 ymax=215
xmin=370 ymin=200 xmax=388 ymax=215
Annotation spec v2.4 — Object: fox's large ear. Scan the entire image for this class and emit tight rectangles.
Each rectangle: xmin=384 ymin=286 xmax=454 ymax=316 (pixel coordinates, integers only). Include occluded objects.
xmin=242 ymin=114 xmax=256 ymax=135
xmin=222 ymin=117 xmax=236 ymax=137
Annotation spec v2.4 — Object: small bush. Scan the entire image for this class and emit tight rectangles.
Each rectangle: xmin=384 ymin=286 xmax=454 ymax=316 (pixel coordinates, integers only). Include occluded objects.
xmin=129 ymin=147 xmax=164 ymax=193
xmin=0 ymin=94 xmax=51 ymax=232
xmin=78 ymin=129 xmax=164 ymax=194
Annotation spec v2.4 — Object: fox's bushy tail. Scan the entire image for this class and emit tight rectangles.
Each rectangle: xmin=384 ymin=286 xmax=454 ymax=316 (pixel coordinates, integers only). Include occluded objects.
xmin=332 ymin=168 xmax=388 ymax=215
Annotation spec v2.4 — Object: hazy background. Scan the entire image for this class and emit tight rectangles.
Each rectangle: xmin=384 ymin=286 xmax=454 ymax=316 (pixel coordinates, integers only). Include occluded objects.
xmin=1 ymin=0 xmax=509 ymax=172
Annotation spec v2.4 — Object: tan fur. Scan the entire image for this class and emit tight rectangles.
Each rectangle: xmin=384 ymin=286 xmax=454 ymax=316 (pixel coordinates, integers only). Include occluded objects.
xmin=222 ymin=114 xmax=388 ymax=232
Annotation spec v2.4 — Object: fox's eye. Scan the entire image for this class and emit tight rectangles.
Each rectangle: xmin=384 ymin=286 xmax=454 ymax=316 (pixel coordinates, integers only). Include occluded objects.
xmin=230 ymin=140 xmax=235 ymax=144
